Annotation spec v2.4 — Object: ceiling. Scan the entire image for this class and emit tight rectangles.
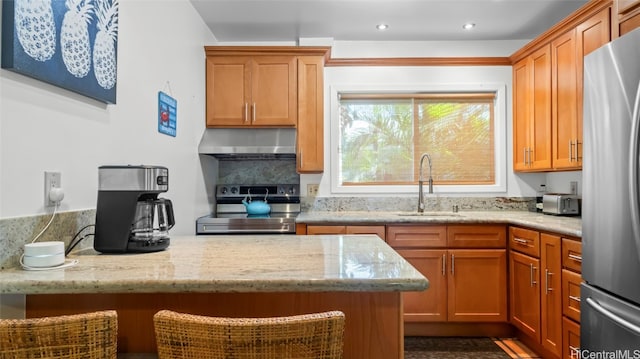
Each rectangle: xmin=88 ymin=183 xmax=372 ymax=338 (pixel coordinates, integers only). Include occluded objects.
xmin=190 ymin=0 xmax=589 ymax=43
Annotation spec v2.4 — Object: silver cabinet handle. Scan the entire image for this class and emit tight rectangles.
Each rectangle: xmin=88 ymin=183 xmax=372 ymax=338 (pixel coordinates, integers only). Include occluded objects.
xmin=586 ymin=297 xmax=640 ymax=335
xmin=568 ymin=253 xmax=582 ymax=262
xmin=569 ymin=295 xmax=581 ymax=303
xmin=576 ymin=140 xmax=582 ymax=161
xmin=299 ymin=150 xmax=303 ymax=169
xmin=513 ymin=238 xmax=529 ymax=245
xmin=569 ymin=140 xmax=574 ymax=162
xmin=244 ymin=103 xmax=249 ymax=123
xmin=442 ymin=254 xmax=446 ymax=276
xmin=252 ymin=103 xmax=256 ymax=123
xmin=545 ymin=269 xmax=553 ymax=294
xmin=530 ymin=264 xmax=537 ymax=287
xmin=451 ymin=254 xmax=455 ymax=275
xmin=524 ymin=148 xmax=528 ymax=166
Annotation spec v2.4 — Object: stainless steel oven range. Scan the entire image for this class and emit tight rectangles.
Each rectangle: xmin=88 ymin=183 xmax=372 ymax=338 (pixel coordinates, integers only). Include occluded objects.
xmin=196 ymin=184 xmax=300 ymax=234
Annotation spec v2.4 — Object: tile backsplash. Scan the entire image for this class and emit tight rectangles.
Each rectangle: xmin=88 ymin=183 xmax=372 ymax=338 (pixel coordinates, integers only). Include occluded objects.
xmin=218 ymin=159 xmax=299 ymax=184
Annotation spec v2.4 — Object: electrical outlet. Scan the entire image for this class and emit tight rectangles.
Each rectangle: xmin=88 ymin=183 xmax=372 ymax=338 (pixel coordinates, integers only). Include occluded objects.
xmin=44 ymin=171 xmax=62 ymax=207
xmin=570 ymin=181 xmax=578 ymax=195
xmin=307 ymin=184 xmax=319 ymax=197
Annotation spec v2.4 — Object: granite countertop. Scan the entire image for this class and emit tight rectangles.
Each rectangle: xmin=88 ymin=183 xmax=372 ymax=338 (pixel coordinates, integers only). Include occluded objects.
xmin=296 ymin=210 xmax=582 ymax=238
xmin=0 ymin=235 xmax=428 ymax=295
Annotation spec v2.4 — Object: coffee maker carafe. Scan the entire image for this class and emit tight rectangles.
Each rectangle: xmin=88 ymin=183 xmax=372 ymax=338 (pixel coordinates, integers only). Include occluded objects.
xmin=94 ymin=165 xmax=174 ymax=253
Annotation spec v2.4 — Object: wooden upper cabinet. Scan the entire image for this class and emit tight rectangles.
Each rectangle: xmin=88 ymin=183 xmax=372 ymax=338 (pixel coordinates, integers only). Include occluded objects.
xmin=297 ymin=56 xmax=325 ymax=173
xmin=512 ymin=4 xmax=611 ymax=172
xmin=513 ymin=58 xmax=531 ymax=171
xmin=617 ymin=0 xmax=640 ymax=35
xmin=551 ymin=29 xmax=579 ymax=170
xmin=513 ymin=45 xmax=552 ymax=172
xmin=205 ymin=55 xmax=297 ymax=127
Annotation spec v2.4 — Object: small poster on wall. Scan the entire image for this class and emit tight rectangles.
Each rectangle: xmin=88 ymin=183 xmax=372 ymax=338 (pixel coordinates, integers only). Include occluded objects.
xmin=158 ymin=91 xmax=177 ymax=137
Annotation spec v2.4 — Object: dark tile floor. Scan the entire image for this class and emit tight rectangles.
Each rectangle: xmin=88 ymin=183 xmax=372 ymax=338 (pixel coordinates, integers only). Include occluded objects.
xmin=404 ymin=337 xmax=539 ymax=359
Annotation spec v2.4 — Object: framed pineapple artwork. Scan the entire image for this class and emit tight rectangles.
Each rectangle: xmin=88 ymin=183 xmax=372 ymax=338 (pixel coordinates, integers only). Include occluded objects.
xmin=1 ymin=0 xmax=118 ymax=104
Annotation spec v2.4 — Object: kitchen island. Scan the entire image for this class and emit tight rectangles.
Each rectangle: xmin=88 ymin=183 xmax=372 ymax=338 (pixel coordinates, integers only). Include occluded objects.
xmin=0 ymin=235 xmax=428 ymax=358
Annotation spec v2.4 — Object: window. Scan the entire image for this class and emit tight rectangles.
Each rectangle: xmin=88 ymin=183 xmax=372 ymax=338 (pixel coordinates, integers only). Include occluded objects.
xmin=331 ymin=86 xmax=505 ymax=194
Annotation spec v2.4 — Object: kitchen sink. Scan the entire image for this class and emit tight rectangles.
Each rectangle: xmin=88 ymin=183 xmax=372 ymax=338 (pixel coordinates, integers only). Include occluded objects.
xmin=396 ymin=212 xmax=462 ymax=217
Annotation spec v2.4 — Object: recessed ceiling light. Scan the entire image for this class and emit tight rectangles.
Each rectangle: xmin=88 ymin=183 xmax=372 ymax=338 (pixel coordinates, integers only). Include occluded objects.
xmin=376 ymin=24 xmax=389 ymax=31
xmin=463 ymin=23 xmax=476 ymax=30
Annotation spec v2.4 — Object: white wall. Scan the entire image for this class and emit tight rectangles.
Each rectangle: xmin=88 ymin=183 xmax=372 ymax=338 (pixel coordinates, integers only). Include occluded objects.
xmin=0 ymin=0 xmax=215 ymax=235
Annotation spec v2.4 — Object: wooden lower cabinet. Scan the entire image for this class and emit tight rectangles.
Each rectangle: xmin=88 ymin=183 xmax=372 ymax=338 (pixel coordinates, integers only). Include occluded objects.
xmin=510 ymin=228 xmax=562 ymax=358
xmin=510 ymin=250 xmax=541 ymax=340
xmin=562 ymin=316 xmax=581 ymax=359
xmin=397 ymin=249 xmax=506 ymax=322
xmin=397 ymin=249 xmax=447 ymax=322
xmin=447 ymin=249 xmax=507 ymax=322
xmin=390 ymin=225 xmax=508 ymax=327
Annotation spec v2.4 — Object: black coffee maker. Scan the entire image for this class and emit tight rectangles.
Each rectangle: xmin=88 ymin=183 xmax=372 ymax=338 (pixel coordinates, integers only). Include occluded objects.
xmin=94 ymin=165 xmax=175 ymax=253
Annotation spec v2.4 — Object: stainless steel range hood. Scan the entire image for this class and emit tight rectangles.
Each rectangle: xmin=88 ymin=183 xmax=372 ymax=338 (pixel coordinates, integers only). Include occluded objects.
xmin=198 ymin=128 xmax=297 ymax=159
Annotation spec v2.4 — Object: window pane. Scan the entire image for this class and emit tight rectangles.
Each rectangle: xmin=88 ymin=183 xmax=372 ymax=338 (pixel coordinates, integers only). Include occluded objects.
xmin=417 ymin=100 xmax=494 ymax=184
xmin=340 ymin=99 xmax=414 ymax=184
xmin=338 ymin=94 xmax=495 ymax=186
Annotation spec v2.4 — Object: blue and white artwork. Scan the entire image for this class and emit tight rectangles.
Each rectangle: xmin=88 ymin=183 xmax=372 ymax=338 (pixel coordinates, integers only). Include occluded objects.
xmin=1 ymin=0 xmax=119 ymax=104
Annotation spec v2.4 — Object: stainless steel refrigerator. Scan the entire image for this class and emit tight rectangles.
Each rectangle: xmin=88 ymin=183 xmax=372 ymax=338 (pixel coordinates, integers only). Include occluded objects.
xmin=582 ymin=27 xmax=640 ymax=352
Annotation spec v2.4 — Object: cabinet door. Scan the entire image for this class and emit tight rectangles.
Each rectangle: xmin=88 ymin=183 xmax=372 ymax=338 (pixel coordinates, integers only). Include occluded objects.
xmin=540 ymin=233 xmax=562 ymax=357
xmin=251 ymin=56 xmax=297 ymax=126
xmin=396 ymin=249 xmax=447 ymax=322
xmin=206 ymin=56 xmax=252 ymax=127
xmin=297 ymin=56 xmax=324 ymax=173
xmin=447 ymin=249 xmax=507 ymax=322
xmin=510 ymin=250 xmax=541 ymax=341
xmin=530 ymin=45 xmax=553 ymax=170
xmin=513 ymin=58 xmax=531 ymax=171
xmin=551 ymin=29 xmax=579 ymax=169
xmin=513 ymin=45 xmax=552 ymax=171
xmin=576 ymin=8 xmax=611 ymax=163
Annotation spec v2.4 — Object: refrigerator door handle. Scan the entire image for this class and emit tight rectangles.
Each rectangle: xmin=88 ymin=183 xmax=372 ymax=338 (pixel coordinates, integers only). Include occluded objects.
xmin=586 ymin=297 xmax=640 ymax=335
xmin=628 ymin=84 xmax=640 ymax=261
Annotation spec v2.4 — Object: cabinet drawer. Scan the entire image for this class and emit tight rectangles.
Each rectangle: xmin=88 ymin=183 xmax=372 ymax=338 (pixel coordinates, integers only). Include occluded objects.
xmin=306 ymin=225 xmax=347 ymax=235
xmin=387 ymin=225 xmax=447 ymax=248
xmin=509 ymin=227 xmax=540 ymax=257
xmin=562 ymin=269 xmax=582 ymax=322
xmin=562 ymin=316 xmax=580 ymax=359
xmin=346 ymin=226 xmax=386 ymax=241
xmin=447 ymin=225 xmax=507 ymax=248
xmin=562 ymin=238 xmax=582 ymax=273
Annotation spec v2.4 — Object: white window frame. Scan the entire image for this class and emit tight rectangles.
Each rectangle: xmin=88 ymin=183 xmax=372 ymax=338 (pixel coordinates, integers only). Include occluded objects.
xmin=329 ymin=83 xmax=507 ymax=195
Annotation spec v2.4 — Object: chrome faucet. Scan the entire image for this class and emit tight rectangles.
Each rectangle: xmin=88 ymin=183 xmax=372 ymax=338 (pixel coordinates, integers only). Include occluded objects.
xmin=418 ymin=153 xmax=433 ymax=213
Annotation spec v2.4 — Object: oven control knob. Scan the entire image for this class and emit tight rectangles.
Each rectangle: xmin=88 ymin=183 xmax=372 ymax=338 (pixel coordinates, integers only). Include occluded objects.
xmin=288 ymin=187 xmax=296 ymax=194
xmin=230 ymin=187 xmax=238 ymax=194
xmin=220 ymin=187 xmax=228 ymax=194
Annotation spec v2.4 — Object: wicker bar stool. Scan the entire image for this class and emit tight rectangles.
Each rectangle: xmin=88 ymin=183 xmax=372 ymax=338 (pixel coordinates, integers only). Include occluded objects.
xmin=153 ymin=310 xmax=345 ymax=359
xmin=0 ymin=310 xmax=118 ymax=359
